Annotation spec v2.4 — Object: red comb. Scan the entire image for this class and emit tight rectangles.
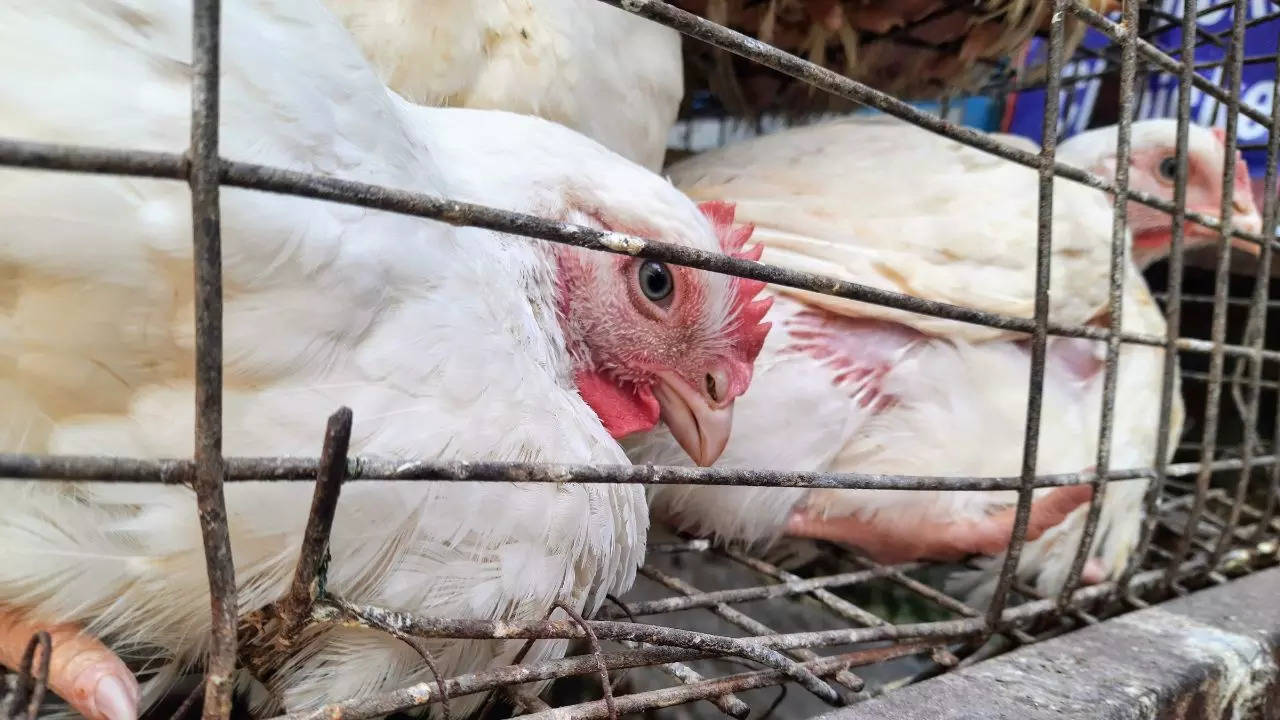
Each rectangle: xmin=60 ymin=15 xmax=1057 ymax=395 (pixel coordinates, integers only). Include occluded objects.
xmin=699 ymin=201 xmax=773 ymax=374
xmin=1211 ymin=125 xmax=1227 ymax=145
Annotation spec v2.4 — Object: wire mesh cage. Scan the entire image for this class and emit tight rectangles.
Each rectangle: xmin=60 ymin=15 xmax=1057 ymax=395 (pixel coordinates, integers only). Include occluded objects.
xmin=0 ymin=1 xmax=1278 ymax=720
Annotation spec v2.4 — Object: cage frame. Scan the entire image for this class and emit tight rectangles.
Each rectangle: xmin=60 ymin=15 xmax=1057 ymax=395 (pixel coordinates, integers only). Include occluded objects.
xmin=0 ymin=0 xmax=1278 ymax=719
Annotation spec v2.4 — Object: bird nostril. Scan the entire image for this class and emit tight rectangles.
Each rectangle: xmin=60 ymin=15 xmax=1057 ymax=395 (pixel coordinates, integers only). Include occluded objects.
xmin=705 ymin=373 xmax=720 ymax=403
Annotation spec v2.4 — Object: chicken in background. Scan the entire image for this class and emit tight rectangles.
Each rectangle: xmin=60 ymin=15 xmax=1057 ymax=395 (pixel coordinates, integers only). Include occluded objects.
xmin=321 ymin=0 xmax=684 ymax=171
xmin=1058 ymin=119 xmax=1264 ymax=269
xmin=627 ymin=117 xmax=1261 ymax=604
xmin=0 ymin=1 xmax=770 ymax=718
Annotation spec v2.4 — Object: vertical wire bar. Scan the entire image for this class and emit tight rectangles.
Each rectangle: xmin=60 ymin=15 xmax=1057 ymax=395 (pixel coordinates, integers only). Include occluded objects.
xmin=1120 ymin=0 xmax=1199 ymax=592
xmin=280 ymin=408 xmax=352 ymax=634
xmin=1167 ymin=0 xmax=1249 ymax=585
xmin=1212 ymin=38 xmax=1280 ymax=563
xmin=986 ymin=0 xmax=1069 ymax=630
xmin=1249 ymin=47 xmax=1280 ymax=545
xmin=1057 ymin=0 xmax=1138 ymax=609
xmin=189 ymin=0 xmax=237 ymax=718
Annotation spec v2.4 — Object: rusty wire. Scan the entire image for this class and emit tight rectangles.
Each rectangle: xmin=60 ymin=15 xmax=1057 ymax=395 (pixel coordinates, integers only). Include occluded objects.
xmin=1057 ymin=0 xmax=1139 ymax=611
xmin=0 ymin=633 xmax=50 ymax=720
xmin=0 ymin=0 xmax=1278 ymax=718
xmin=1168 ymin=0 xmax=1252 ymax=588
xmin=261 ymin=498 xmax=1277 ymax=720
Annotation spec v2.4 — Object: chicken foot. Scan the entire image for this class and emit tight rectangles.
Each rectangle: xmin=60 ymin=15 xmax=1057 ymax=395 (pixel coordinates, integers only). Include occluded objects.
xmin=0 ymin=609 xmax=139 ymax=720
xmin=785 ymin=484 xmax=1096 ymax=565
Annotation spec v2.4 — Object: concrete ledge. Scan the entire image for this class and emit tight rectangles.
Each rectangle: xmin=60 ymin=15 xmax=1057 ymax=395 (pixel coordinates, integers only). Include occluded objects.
xmin=817 ymin=567 xmax=1280 ymax=720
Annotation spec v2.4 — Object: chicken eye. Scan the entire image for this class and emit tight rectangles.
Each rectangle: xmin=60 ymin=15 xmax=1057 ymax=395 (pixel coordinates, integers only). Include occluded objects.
xmin=1158 ymin=155 xmax=1179 ymax=181
xmin=638 ymin=260 xmax=674 ymax=303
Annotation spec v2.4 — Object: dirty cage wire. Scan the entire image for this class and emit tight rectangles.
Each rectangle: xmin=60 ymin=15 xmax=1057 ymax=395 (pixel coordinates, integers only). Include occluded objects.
xmin=0 ymin=0 xmax=1277 ymax=719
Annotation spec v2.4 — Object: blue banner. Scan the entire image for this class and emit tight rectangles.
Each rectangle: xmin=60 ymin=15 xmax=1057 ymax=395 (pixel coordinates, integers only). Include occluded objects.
xmin=1006 ymin=1 xmax=1277 ymax=184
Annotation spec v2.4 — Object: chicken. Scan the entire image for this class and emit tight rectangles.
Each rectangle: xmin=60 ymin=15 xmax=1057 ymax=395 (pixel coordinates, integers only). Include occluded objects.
xmin=625 ymin=117 xmax=1254 ymax=603
xmin=1059 ymin=120 xmax=1264 ymax=269
xmin=0 ymin=1 xmax=769 ymax=718
xmin=321 ymin=0 xmax=683 ymax=171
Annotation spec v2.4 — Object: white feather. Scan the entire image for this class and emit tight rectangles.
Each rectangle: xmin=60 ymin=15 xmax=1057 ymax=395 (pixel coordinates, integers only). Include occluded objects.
xmin=320 ymin=0 xmax=683 ymax=170
xmin=0 ymin=0 xmax=733 ymax=714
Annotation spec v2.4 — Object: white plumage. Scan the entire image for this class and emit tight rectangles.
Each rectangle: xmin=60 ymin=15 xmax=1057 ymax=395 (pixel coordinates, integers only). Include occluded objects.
xmin=321 ymin=0 xmax=684 ymax=170
xmin=0 ymin=0 xmax=766 ymax=716
xmin=625 ymin=116 xmax=1186 ymax=601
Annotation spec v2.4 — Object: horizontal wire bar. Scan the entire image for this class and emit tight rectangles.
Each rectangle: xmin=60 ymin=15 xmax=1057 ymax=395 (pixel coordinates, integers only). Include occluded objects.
xmin=719 ymin=548 xmax=888 ymax=629
xmin=1 ymin=453 xmax=1271 ymax=489
xmin=273 ymin=646 xmax=724 ymax=720
xmin=596 ymin=563 xmax=924 ymax=619
xmin=318 ymin=600 xmax=842 ymax=704
xmin=314 ymin=557 xmax=1235 ymax=655
xmin=273 ymin=641 xmax=936 ymax=720
xmin=3 ymin=137 xmax=1278 ymax=365
xmin=511 ymin=644 xmax=939 ymax=720
xmin=1182 ymin=369 xmax=1280 ymax=390
xmin=1155 ymin=293 xmax=1280 ymax=309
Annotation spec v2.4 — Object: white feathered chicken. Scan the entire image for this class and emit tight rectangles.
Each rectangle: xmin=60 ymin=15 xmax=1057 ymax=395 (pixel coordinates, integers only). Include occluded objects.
xmin=0 ymin=1 xmax=769 ymax=719
xmin=627 ymin=117 xmax=1260 ymax=602
xmin=321 ymin=0 xmax=684 ymax=171
xmin=1058 ymin=119 xmax=1263 ymax=269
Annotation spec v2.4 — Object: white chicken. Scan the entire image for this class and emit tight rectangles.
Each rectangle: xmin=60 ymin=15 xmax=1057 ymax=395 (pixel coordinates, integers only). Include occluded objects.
xmin=1058 ymin=119 xmax=1264 ymax=269
xmin=0 ymin=1 xmax=769 ymax=719
xmin=321 ymin=0 xmax=684 ymax=171
xmin=627 ymin=117 xmax=1262 ymax=602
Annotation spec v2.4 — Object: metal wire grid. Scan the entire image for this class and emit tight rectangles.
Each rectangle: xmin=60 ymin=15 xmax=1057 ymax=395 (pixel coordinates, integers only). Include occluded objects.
xmin=0 ymin=0 xmax=1276 ymax=719
xmin=582 ymin=488 xmax=1279 ymax=720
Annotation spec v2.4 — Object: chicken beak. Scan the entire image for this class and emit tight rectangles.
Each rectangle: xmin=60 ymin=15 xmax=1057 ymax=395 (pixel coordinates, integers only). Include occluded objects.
xmin=1233 ymin=197 xmax=1259 ymax=224
xmin=652 ymin=372 xmax=733 ymax=467
xmin=1230 ymin=207 xmax=1265 ymax=258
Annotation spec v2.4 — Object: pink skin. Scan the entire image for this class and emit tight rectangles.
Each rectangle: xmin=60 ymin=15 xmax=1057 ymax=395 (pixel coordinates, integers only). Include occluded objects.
xmin=786 ymin=485 xmax=1098 ymax=567
xmin=0 ymin=610 xmax=138 ymax=720
xmin=780 ymin=310 xmax=1099 ymax=568
xmin=560 ymin=202 xmax=771 ymax=466
xmin=1123 ymin=127 xmax=1263 ymax=269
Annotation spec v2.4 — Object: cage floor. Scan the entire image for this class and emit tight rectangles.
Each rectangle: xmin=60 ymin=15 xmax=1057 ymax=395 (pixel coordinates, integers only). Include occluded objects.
xmin=529 ymin=487 xmax=1279 ymax=720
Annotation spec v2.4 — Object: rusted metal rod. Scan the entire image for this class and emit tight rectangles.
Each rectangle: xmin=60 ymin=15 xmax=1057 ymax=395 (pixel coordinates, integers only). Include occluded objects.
xmin=187 ymin=0 xmax=235 ymax=717
xmin=272 ymin=646 xmax=721 ymax=720
xmin=595 ymin=563 xmax=923 ymax=619
xmin=1168 ymin=0 xmax=1251 ymax=588
xmin=3 ymin=452 xmax=1273 ymax=491
xmin=318 ymin=600 xmax=840 ymax=704
xmin=279 ymin=408 xmax=352 ymax=635
xmin=6 ymin=136 xmax=1280 ymax=364
xmin=512 ymin=644 xmax=940 ymax=720
xmin=986 ymin=0 xmax=1067 ymax=633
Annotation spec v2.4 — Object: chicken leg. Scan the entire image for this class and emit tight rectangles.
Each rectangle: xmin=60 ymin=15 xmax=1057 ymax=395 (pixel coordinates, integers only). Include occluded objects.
xmin=0 ymin=609 xmax=139 ymax=720
xmin=785 ymin=484 xmax=1096 ymax=565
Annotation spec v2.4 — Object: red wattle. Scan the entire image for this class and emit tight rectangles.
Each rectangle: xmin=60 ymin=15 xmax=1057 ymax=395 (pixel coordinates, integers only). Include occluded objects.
xmin=1133 ymin=230 xmax=1170 ymax=250
xmin=574 ymin=370 xmax=660 ymax=439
